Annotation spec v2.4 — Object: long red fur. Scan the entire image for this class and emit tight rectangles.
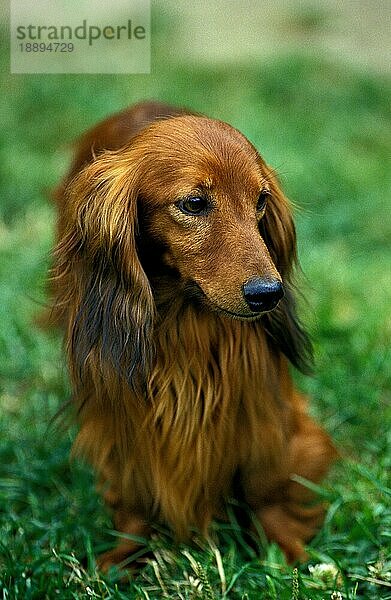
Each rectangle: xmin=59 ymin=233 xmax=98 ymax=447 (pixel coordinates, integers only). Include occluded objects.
xmin=50 ymin=101 xmax=336 ymax=568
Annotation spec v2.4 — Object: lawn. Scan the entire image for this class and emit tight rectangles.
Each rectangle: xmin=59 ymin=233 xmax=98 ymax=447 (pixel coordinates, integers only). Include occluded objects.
xmin=0 ymin=21 xmax=390 ymax=600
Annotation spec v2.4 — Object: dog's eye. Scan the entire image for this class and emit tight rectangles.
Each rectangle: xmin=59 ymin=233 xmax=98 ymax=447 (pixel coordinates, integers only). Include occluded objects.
xmin=256 ymin=190 xmax=270 ymax=213
xmin=177 ymin=196 xmax=209 ymax=216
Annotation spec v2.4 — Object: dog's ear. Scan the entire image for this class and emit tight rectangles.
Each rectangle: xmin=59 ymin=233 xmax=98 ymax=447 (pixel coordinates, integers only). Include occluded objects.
xmin=54 ymin=149 xmax=155 ymax=393
xmin=259 ymin=167 xmax=313 ymax=374
xmin=259 ymin=166 xmax=297 ymax=279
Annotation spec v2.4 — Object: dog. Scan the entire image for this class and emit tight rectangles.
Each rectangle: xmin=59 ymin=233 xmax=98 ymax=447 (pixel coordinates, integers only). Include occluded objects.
xmin=50 ymin=100 xmax=336 ymax=569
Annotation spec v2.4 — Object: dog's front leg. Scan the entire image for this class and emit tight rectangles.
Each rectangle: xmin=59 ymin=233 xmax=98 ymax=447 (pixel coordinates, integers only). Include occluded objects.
xmin=97 ymin=509 xmax=150 ymax=572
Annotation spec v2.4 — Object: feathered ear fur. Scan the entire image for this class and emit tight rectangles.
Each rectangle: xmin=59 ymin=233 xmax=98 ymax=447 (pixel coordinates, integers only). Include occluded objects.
xmin=53 ymin=150 xmax=155 ymax=395
xmin=259 ymin=166 xmax=313 ymax=374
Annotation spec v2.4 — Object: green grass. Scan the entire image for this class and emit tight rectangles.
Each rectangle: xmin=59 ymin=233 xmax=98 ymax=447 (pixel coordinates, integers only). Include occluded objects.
xmin=1 ymin=27 xmax=391 ymax=600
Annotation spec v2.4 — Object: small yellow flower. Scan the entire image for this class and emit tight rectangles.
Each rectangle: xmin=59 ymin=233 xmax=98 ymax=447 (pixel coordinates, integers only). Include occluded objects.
xmin=308 ymin=562 xmax=341 ymax=588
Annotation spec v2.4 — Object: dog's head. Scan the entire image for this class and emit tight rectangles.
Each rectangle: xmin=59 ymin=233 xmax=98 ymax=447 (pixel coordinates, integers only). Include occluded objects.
xmin=57 ymin=114 xmax=311 ymax=390
xmin=135 ymin=116 xmax=292 ymax=320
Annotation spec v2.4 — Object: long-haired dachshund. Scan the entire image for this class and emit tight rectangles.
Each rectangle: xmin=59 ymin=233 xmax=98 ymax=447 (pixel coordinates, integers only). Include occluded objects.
xmin=51 ymin=100 xmax=336 ymax=569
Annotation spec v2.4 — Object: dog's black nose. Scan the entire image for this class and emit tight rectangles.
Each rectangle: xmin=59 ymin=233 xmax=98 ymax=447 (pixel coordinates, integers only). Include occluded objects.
xmin=242 ymin=277 xmax=284 ymax=313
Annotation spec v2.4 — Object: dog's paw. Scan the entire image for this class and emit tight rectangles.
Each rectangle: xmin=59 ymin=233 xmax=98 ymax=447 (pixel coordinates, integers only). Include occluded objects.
xmin=97 ymin=542 xmax=141 ymax=573
xmin=257 ymin=502 xmax=326 ymax=563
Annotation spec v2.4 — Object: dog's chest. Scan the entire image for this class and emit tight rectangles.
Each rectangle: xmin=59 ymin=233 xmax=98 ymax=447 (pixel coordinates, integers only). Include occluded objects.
xmin=150 ymin=309 xmax=277 ymax=431
xmin=142 ymin=311 xmax=287 ymax=526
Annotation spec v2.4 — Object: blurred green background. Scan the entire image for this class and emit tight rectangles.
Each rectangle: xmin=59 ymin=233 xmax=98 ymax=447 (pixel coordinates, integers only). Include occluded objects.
xmin=1 ymin=1 xmax=390 ymax=598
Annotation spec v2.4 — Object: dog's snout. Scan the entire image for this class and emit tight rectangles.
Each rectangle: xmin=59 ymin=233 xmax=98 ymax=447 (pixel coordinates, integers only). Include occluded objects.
xmin=242 ymin=277 xmax=284 ymax=313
